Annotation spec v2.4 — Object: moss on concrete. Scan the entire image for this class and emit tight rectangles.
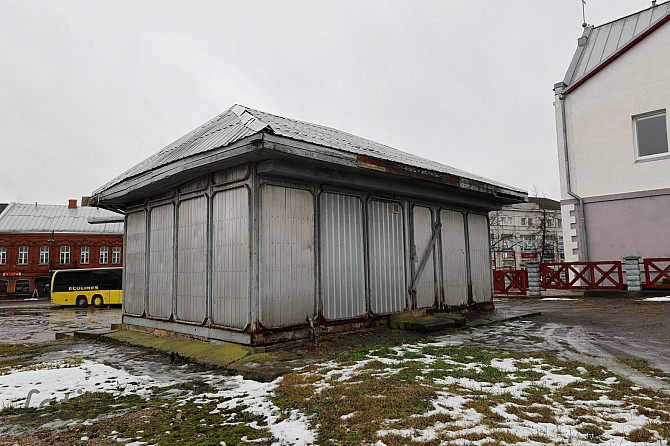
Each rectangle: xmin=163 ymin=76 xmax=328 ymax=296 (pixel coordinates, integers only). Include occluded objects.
xmin=101 ymin=329 xmax=252 ymax=368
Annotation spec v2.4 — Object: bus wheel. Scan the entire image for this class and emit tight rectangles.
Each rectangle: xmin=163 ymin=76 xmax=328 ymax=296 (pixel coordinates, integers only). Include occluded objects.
xmin=92 ymin=295 xmax=104 ymax=308
xmin=76 ymin=296 xmax=88 ymax=308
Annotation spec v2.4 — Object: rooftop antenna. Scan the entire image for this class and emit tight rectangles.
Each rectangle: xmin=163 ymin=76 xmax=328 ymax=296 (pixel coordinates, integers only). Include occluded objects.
xmin=652 ymin=0 xmax=657 ymax=6
xmin=582 ymin=0 xmax=588 ymax=27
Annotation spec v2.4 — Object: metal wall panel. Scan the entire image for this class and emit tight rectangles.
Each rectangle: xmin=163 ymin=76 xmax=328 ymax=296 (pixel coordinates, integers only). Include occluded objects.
xmin=124 ymin=211 xmax=146 ymax=316
xmin=212 ymin=187 xmax=250 ymax=328
xmin=467 ymin=213 xmax=493 ymax=303
xmin=412 ymin=206 xmax=436 ymax=308
xmin=212 ymin=164 xmax=249 ymax=185
xmin=440 ymin=209 xmax=468 ymax=306
xmin=368 ymin=200 xmax=406 ymax=314
xmin=320 ymin=193 xmax=366 ymax=320
xmin=179 ymin=176 xmax=209 ymax=194
xmin=148 ymin=204 xmax=174 ymax=319
xmin=260 ymin=185 xmax=314 ymax=327
xmin=176 ymin=196 xmax=208 ymax=323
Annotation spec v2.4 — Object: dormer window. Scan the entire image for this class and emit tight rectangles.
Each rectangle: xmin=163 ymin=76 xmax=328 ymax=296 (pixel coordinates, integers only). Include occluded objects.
xmin=635 ymin=111 xmax=668 ymax=158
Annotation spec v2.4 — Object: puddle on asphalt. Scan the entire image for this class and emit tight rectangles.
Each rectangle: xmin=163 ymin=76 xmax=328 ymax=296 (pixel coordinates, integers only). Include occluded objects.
xmin=0 ymin=308 xmax=122 ymax=343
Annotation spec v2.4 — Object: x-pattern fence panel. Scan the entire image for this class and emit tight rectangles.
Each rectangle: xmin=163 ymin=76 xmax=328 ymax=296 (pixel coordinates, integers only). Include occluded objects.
xmin=493 ymin=270 xmax=527 ymax=295
xmin=541 ymin=262 xmax=624 ymax=290
xmin=643 ymin=258 xmax=670 ymax=289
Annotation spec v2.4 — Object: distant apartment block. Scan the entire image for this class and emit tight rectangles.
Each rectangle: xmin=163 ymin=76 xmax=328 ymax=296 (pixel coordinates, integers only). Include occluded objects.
xmin=489 ymin=198 xmax=564 ymax=269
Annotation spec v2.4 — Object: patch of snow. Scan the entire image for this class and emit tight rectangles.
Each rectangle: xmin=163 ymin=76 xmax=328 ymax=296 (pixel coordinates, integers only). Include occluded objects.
xmin=0 ymin=360 xmax=165 ymax=408
xmin=540 ymin=297 xmax=578 ymax=301
xmin=640 ymin=296 xmax=670 ymax=302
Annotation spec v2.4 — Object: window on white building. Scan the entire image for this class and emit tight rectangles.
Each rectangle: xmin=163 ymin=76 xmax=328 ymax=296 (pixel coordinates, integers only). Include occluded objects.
xmin=520 ymin=217 xmax=526 ymax=226
xmin=18 ymin=247 xmax=28 ymax=265
xmin=111 ymin=247 xmax=121 ymax=264
xmin=60 ymin=246 xmax=70 ymax=264
xmin=81 ymin=246 xmax=90 ymax=264
xmin=635 ymin=111 xmax=668 ymax=158
xmin=39 ymin=246 xmax=49 ymax=264
xmin=100 ymin=247 xmax=108 ymax=264
xmin=521 ymin=235 xmax=536 ymax=251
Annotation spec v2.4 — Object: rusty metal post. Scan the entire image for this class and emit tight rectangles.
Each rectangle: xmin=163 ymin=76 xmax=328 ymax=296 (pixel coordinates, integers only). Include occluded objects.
xmin=624 ymin=256 xmax=641 ymax=292
xmin=526 ymin=261 xmax=541 ymax=297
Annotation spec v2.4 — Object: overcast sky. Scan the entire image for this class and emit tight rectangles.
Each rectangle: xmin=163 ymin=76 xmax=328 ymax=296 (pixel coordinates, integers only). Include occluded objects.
xmin=0 ymin=0 xmax=656 ymax=204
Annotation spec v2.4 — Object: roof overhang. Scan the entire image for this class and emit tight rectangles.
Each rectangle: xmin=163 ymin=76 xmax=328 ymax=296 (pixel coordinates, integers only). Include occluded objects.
xmin=91 ymin=133 xmax=526 ymax=211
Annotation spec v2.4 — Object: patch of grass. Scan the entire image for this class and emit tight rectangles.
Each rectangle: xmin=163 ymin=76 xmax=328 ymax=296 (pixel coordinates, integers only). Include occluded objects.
xmin=0 ymin=343 xmax=51 ymax=374
xmin=625 ymin=426 xmax=655 ymax=442
xmin=618 ymin=357 xmax=670 ymax=382
xmin=528 ymin=433 xmax=552 ymax=443
xmin=578 ymin=423 xmax=604 ymax=442
xmin=0 ymin=391 xmax=145 ymax=427
xmin=555 ymin=382 xmax=601 ymax=402
xmin=1 ymin=381 xmax=275 ymax=446
xmin=274 ymin=362 xmax=438 ymax=445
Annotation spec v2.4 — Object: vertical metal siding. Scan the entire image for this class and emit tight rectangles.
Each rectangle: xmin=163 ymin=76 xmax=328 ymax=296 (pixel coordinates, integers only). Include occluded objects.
xmin=212 ymin=164 xmax=249 ymax=185
xmin=260 ymin=185 xmax=315 ymax=327
xmin=467 ymin=213 xmax=493 ymax=303
xmin=211 ymin=187 xmax=250 ymax=328
xmin=440 ymin=210 xmax=468 ymax=306
xmin=412 ymin=206 xmax=436 ymax=308
xmin=176 ymin=196 xmax=208 ymax=323
xmin=148 ymin=204 xmax=174 ymax=319
xmin=124 ymin=211 xmax=146 ymax=316
xmin=320 ymin=193 xmax=366 ymax=320
xmin=368 ymin=200 xmax=406 ymax=314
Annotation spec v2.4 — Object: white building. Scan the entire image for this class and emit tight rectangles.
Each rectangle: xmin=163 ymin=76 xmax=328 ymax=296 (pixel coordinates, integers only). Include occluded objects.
xmin=554 ymin=2 xmax=670 ymax=262
xmin=489 ymin=198 xmax=563 ymax=269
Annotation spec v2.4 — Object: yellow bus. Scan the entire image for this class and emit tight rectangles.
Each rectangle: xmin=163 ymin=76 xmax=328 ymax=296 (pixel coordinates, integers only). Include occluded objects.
xmin=51 ymin=267 xmax=123 ymax=307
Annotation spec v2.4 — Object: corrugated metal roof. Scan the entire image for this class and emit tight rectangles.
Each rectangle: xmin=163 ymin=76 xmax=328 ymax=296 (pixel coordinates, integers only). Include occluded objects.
xmin=0 ymin=203 xmax=124 ymax=234
xmin=93 ymin=104 xmax=524 ymax=198
xmin=563 ymin=1 xmax=670 ymax=90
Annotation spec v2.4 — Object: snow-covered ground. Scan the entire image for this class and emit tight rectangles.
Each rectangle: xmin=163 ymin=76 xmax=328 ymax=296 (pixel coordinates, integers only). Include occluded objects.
xmin=1 ymin=320 xmax=669 ymax=445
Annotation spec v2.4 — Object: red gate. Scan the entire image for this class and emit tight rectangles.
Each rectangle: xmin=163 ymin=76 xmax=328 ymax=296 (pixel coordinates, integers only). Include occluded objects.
xmin=493 ymin=270 xmax=527 ymax=295
xmin=541 ymin=262 xmax=624 ymax=290
xmin=643 ymin=258 xmax=670 ymax=289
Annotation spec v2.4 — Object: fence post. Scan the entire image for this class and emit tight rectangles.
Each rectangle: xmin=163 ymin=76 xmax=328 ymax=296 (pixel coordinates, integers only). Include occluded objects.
xmin=526 ymin=261 xmax=541 ymax=297
xmin=623 ymin=256 xmax=641 ymax=292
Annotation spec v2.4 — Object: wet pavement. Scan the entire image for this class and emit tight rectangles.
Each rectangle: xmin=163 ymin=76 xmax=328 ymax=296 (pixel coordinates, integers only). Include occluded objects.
xmin=0 ymin=306 xmax=121 ymax=344
xmin=495 ymin=296 xmax=670 ymax=369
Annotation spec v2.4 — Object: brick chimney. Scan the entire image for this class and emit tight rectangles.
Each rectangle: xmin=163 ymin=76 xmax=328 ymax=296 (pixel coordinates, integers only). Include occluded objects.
xmin=68 ymin=199 xmax=77 ymax=209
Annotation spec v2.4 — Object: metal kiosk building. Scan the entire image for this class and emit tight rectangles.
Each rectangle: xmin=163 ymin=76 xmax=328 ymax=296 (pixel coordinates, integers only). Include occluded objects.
xmin=91 ymin=105 xmax=526 ymax=345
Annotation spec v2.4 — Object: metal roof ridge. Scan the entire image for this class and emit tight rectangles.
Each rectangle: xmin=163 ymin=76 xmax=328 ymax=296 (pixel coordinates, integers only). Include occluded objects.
xmin=591 ymin=0 xmax=670 ymax=30
xmin=560 ymin=2 xmax=670 ymax=93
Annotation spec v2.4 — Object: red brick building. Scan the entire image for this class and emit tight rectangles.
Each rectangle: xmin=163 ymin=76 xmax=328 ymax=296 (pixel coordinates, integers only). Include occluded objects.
xmin=0 ymin=200 xmax=124 ymax=296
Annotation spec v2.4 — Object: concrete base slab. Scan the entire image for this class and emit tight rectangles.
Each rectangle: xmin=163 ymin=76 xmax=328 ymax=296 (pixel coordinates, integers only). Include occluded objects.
xmin=100 ymin=329 xmax=254 ymax=369
xmin=431 ymin=312 xmax=467 ymax=327
xmin=399 ymin=317 xmax=456 ymax=332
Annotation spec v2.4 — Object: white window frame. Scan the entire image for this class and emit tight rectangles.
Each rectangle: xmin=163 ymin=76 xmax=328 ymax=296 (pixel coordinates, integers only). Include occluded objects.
xmin=18 ymin=246 xmax=28 ymax=265
xmin=0 ymin=247 xmax=6 ymax=265
xmin=80 ymin=246 xmax=90 ymax=265
xmin=634 ymin=110 xmax=670 ymax=161
xmin=39 ymin=246 xmax=49 ymax=265
xmin=111 ymin=246 xmax=121 ymax=264
xmin=100 ymin=246 xmax=109 ymax=264
xmin=60 ymin=246 xmax=70 ymax=265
